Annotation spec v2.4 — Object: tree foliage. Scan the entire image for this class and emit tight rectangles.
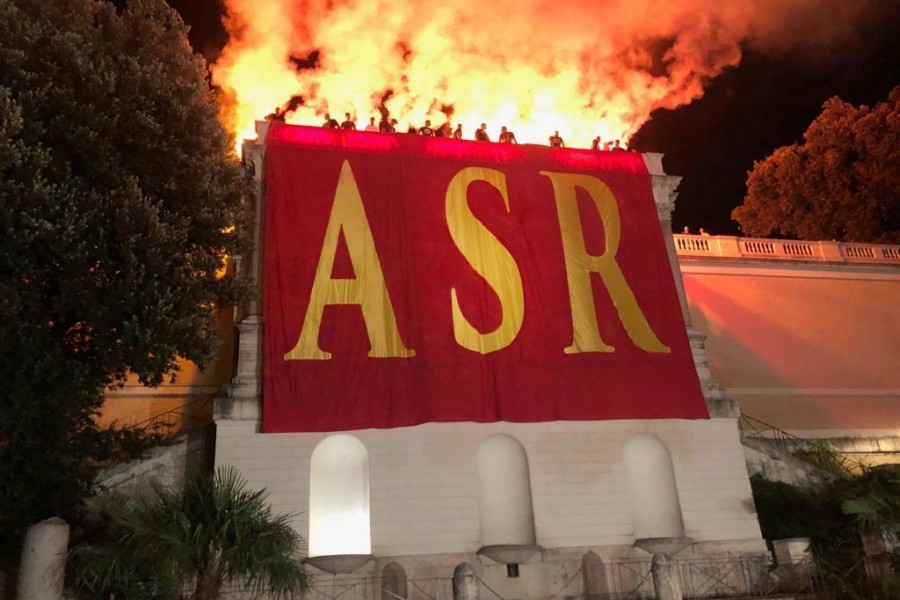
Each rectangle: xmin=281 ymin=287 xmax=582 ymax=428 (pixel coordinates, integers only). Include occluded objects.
xmin=750 ymin=473 xmax=858 ymax=560
xmin=732 ymin=87 xmax=900 ymax=243
xmin=841 ymin=465 xmax=900 ymax=531
xmin=0 ymin=0 xmax=252 ymax=567
xmin=71 ymin=468 xmax=307 ymax=600
xmin=752 ymin=464 xmax=900 ymax=594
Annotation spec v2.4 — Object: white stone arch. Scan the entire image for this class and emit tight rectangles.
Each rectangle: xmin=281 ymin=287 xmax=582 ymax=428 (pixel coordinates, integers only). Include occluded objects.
xmin=476 ymin=433 xmax=537 ymax=547
xmin=309 ymin=434 xmax=371 ymax=556
xmin=582 ymin=550 xmax=610 ymax=600
xmin=622 ymin=433 xmax=685 ymax=540
xmin=382 ymin=561 xmax=408 ymax=600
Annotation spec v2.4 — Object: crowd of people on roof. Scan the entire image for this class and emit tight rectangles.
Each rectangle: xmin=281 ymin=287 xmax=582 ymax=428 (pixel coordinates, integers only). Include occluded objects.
xmin=265 ymin=107 xmax=630 ymax=151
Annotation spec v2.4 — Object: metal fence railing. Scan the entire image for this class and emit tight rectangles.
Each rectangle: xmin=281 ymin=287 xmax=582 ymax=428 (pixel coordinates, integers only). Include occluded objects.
xmin=738 ymin=413 xmax=815 ymax=456
xmin=126 ymin=391 xmax=217 ymax=439
xmin=287 ymin=555 xmax=823 ymax=600
xmin=738 ymin=413 xmax=860 ymax=477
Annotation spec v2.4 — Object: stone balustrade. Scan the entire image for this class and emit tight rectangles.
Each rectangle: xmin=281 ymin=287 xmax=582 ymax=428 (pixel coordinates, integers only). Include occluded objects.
xmin=674 ymin=234 xmax=900 ymax=266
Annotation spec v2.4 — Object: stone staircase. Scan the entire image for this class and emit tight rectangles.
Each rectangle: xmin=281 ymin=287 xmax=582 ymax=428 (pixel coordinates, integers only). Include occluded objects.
xmin=95 ymin=425 xmax=213 ymax=497
xmin=94 ymin=394 xmax=218 ymax=498
xmin=739 ymin=414 xmax=836 ymax=487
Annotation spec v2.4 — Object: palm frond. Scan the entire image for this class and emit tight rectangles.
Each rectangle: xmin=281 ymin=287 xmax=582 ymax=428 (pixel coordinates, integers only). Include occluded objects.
xmin=70 ymin=467 xmax=308 ymax=599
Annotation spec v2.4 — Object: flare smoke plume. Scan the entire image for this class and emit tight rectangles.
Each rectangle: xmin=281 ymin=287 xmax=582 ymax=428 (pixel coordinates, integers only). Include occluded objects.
xmin=212 ymin=0 xmax=873 ymax=148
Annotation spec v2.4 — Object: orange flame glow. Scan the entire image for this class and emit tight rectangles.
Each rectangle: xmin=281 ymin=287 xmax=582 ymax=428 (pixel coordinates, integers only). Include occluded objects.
xmin=212 ymin=0 xmax=874 ymax=150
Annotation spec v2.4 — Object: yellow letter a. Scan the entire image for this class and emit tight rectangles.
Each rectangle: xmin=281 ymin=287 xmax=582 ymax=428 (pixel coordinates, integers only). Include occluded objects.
xmin=540 ymin=171 xmax=670 ymax=354
xmin=284 ymin=161 xmax=415 ymax=360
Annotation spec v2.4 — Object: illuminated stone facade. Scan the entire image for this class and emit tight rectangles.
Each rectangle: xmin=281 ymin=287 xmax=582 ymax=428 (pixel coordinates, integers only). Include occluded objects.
xmin=100 ymin=123 xmax=900 ymax=597
xmin=208 ymin=126 xmax=768 ymax=599
xmin=676 ymin=234 xmax=900 ymax=464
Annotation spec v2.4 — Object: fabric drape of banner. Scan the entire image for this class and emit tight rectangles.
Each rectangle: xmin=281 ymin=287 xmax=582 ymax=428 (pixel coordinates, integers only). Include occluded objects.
xmin=261 ymin=124 xmax=708 ymax=433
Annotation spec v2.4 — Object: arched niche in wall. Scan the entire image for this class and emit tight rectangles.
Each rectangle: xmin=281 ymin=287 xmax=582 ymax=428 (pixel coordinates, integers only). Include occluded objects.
xmin=582 ymin=551 xmax=610 ymax=600
xmin=308 ymin=434 xmax=371 ymax=560
xmin=622 ymin=433 xmax=685 ymax=541
xmin=476 ymin=433 xmax=540 ymax=563
xmin=382 ymin=562 xmax=408 ymax=600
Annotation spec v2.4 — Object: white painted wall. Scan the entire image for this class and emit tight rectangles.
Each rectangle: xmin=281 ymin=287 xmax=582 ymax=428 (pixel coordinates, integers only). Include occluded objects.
xmin=215 ymin=418 xmax=764 ymax=558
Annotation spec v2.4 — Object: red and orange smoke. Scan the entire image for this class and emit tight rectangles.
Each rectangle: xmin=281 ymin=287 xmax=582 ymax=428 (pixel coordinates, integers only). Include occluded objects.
xmin=211 ymin=0 xmax=874 ymax=150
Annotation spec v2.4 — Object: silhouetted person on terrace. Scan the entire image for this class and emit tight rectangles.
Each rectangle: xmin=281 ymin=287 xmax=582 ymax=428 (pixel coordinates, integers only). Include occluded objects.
xmin=265 ymin=107 xmax=286 ymax=122
xmin=407 ymin=124 xmax=417 ymax=134
xmin=365 ymin=117 xmax=379 ymax=132
xmin=322 ymin=112 xmax=338 ymax=129
xmin=419 ymin=119 xmax=435 ymax=136
xmin=499 ymin=126 xmax=518 ymax=144
xmin=591 ymin=136 xmax=601 ymax=150
xmin=549 ymin=131 xmax=564 ymax=147
xmin=341 ymin=112 xmax=356 ymax=130
xmin=380 ymin=118 xmax=396 ymax=133
xmin=612 ymin=139 xmax=624 ymax=151
xmin=603 ymin=140 xmax=613 ymax=151
xmin=475 ymin=123 xmax=490 ymax=142
xmin=453 ymin=124 xmax=463 ymax=139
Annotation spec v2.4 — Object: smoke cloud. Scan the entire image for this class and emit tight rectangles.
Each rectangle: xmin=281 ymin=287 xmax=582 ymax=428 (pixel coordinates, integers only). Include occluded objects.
xmin=212 ymin=0 xmax=875 ymax=147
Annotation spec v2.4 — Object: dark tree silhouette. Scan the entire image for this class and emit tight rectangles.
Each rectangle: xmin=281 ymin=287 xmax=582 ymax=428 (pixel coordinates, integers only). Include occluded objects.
xmin=0 ymin=0 xmax=253 ymax=571
xmin=732 ymin=87 xmax=900 ymax=243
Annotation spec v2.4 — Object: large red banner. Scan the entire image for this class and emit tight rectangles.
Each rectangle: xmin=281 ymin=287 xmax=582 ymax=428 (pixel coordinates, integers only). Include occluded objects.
xmin=262 ymin=124 xmax=707 ymax=433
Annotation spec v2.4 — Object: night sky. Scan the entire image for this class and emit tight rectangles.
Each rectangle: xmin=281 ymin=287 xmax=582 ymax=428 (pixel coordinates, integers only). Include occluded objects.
xmin=168 ymin=0 xmax=900 ymax=236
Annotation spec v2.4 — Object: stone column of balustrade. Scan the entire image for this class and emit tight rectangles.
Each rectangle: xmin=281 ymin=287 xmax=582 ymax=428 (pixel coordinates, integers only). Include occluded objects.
xmin=17 ymin=517 xmax=69 ymax=600
xmin=452 ymin=562 xmax=480 ymax=600
xmin=650 ymin=553 xmax=683 ymax=600
xmin=643 ymin=153 xmax=736 ymax=417
xmin=218 ymin=124 xmax=270 ymax=422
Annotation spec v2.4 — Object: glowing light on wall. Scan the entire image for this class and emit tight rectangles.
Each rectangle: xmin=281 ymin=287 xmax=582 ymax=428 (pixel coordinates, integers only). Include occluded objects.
xmin=309 ymin=434 xmax=371 ymax=556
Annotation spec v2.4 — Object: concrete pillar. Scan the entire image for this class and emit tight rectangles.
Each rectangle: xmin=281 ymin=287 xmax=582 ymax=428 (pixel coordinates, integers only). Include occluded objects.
xmin=861 ymin=528 xmax=894 ymax=581
xmin=243 ymin=127 xmax=268 ymax=319
xmin=658 ymin=217 xmax=693 ymax=328
xmin=215 ymin=316 xmax=262 ymax=421
xmin=773 ymin=538 xmax=811 ymax=565
xmin=452 ymin=562 xmax=479 ymax=600
xmin=218 ymin=127 xmax=267 ymax=425
xmin=650 ymin=554 xmax=682 ymax=600
xmin=640 ymin=155 xmax=735 ymax=415
xmin=17 ymin=517 xmax=69 ymax=600
xmin=642 ymin=154 xmax=692 ymax=329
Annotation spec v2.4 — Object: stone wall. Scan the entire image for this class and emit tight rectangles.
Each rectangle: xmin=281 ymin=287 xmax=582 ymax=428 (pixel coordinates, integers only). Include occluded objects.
xmin=740 ymin=437 xmax=832 ymax=487
xmin=679 ymin=254 xmax=900 ymax=439
xmin=96 ymin=425 xmax=212 ymax=498
xmin=216 ymin=418 xmax=766 ymax=561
